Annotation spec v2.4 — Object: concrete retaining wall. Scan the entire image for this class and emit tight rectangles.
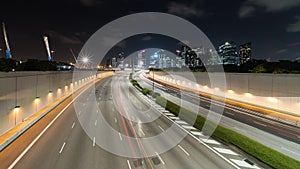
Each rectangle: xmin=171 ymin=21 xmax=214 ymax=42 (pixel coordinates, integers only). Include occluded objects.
xmin=0 ymin=71 xmax=107 ymax=136
xmin=153 ymin=72 xmax=300 ymax=115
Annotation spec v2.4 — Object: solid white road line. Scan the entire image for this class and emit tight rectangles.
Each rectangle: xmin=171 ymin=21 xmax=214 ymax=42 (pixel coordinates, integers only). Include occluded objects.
xmin=158 ymin=125 xmax=165 ymax=132
xmin=95 ymin=120 xmax=97 ymax=126
xmin=155 ymin=152 xmax=165 ymax=165
xmin=178 ymin=145 xmax=190 ymax=156
xmin=59 ymin=142 xmax=66 ymax=154
xmin=93 ymin=137 xmax=96 ymax=147
xmin=71 ymin=122 xmax=75 ymax=129
xmin=119 ymin=132 xmax=122 ymax=141
xmin=127 ymin=160 xmax=132 ymax=169
xmin=8 ymin=88 xmax=85 ymax=169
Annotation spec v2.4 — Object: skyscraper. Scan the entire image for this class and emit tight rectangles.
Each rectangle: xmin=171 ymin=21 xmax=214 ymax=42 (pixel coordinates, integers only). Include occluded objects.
xmin=218 ymin=42 xmax=239 ymax=65
xmin=239 ymin=42 xmax=252 ymax=64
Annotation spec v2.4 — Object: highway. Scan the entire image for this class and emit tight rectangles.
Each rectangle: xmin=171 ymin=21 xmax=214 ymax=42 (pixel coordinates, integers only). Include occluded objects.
xmin=0 ymin=72 xmax=237 ymax=169
xmin=134 ymin=71 xmax=300 ymax=161
xmin=138 ymin=72 xmax=300 ymax=144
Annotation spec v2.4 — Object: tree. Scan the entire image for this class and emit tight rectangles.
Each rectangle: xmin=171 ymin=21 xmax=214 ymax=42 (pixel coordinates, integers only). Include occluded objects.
xmin=250 ymin=64 xmax=266 ymax=73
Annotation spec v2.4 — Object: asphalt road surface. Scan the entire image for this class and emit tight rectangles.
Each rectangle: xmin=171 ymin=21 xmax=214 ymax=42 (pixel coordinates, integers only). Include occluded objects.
xmin=0 ymin=72 xmax=237 ymax=169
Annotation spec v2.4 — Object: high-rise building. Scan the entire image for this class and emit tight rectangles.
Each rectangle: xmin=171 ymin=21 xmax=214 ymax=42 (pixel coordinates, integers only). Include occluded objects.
xmin=218 ymin=42 xmax=239 ymax=65
xmin=111 ymin=57 xmax=117 ymax=68
xmin=207 ymin=49 xmax=220 ymax=65
xmin=192 ymin=47 xmax=204 ymax=67
xmin=239 ymin=42 xmax=252 ymax=64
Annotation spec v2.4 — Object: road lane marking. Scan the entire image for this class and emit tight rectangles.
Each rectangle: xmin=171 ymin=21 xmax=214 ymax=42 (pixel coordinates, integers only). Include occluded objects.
xmin=93 ymin=137 xmax=96 ymax=147
xmin=178 ymin=145 xmax=189 ymax=156
xmin=59 ymin=142 xmax=66 ymax=154
xmin=181 ymin=125 xmax=196 ymax=130
xmin=95 ymin=120 xmax=97 ymax=126
xmin=281 ymin=146 xmax=300 ymax=156
xmin=78 ymin=111 xmax=81 ymax=116
xmin=225 ymin=111 xmax=235 ymax=116
xmin=8 ymin=88 xmax=86 ymax=169
xmin=114 ymin=117 xmax=117 ymax=123
xmin=119 ymin=132 xmax=123 ymax=141
xmin=71 ymin=122 xmax=75 ymax=129
xmin=230 ymin=159 xmax=260 ymax=169
xmin=253 ymin=121 xmax=267 ymax=127
xmin=169 ymin=116 xmax=179 ymax=120
xmin=200 ymin=138 xmax=221 ymax=145
xmin=158 ymin=125 xmax=165 ymax=132
xmin=176 ymin=120 xmax=188 ymax=125
xmin=191 ymin=131 xmax=202 ymax=136
xmin=155 ymin=152 xmax=165 ymax=165
xmin=140 ymin=129 xmax=145 ymax=137
xmin=127 ymin=160 xmax=132 ymax=169
xmin=213 ymin=147 xmax=238 ymax=155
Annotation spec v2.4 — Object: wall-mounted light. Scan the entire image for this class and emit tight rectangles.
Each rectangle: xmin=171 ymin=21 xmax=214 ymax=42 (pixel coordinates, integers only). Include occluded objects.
xmin=14 ymin=106 xmax=20 ymax=113
xmin=267 ymin=97 xmax=278 ymax=103
xmin=244 ymin=93 xmax=253 ymax=98
xmin=34 ymin=97 xmax=40 ymax=103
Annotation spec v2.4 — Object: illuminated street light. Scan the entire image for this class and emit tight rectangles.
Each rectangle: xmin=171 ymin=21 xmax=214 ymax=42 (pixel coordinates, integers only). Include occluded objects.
xmin=14 ymin=106 xmax=20 ymax=125
xmin=35 ymin=97 xmax=40 ymax=113
xmin=244 ymin=93 xmax=253 ymax=98
xmin=35 ymin=97 xmax=40 ymax=104
xmin=267 ymin=97 xmax=278 ymax=103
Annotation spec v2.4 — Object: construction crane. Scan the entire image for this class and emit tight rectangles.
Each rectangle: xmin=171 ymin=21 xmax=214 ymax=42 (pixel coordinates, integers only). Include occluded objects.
xmin=70 ymin=49 xmax=79 ymax=68
xmin=43 ymin=36 xmax=52 ymax=61
xmin=2 ymin=22 xmax=12 ymax=59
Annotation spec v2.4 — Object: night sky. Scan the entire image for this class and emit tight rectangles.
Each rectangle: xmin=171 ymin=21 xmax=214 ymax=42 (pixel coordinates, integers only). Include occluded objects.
xmin=0 ymin=0 xmax=300 ymax=63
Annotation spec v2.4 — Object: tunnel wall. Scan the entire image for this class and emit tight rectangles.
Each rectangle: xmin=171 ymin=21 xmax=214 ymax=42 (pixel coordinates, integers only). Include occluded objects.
xmin=0 ymin=71 xmax=109 ymax=136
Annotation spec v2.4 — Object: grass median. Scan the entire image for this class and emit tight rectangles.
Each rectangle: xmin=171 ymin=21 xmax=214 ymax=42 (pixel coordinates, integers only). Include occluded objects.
xmin=155 ymin=96 xmax=300 ymax=169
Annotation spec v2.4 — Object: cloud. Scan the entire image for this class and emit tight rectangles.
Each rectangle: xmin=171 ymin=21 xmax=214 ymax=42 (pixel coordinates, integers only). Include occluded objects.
xmin=286 ymin=16 xmax=300 ymax=32
xmin=239 ymin=5 xmax=255 ymax=18
xmin=239 ymin=0 xmax=300 ymax=18
xmin=275 ymin=49 xmax=287 ymax=54
xmin=46 ymin=30 xmax=82 ymax=44
xmin=142 ymin=36 xmax=152 ymax=41
xmin=167 ymin=2 xmax=203 ymax=17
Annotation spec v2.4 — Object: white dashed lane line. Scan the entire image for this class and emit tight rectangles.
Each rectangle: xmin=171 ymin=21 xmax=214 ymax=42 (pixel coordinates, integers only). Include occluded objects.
xmin=127 ymin=160 xmax=132 ymax=169
xmin=119 ymin=132 xmax=123 ymax=141
xmin=59 ymin=142 xmax=66 ymax=154
xmin=71 ymin=122 xmax=75 ymax=129
xmin=158 ymin=125 xmax=165 ymax=132
xmin=178 ymin=145 xmax=190 ymax=156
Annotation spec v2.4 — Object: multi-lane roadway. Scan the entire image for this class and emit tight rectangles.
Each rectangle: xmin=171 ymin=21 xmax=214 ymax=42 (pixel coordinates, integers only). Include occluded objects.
xmin=0 ymin=72 xmax=238 ymax=169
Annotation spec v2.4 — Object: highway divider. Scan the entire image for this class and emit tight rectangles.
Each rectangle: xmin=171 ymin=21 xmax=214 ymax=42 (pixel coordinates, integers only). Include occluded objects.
xmin=129 ymin=73 xmax=300 ymax=169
